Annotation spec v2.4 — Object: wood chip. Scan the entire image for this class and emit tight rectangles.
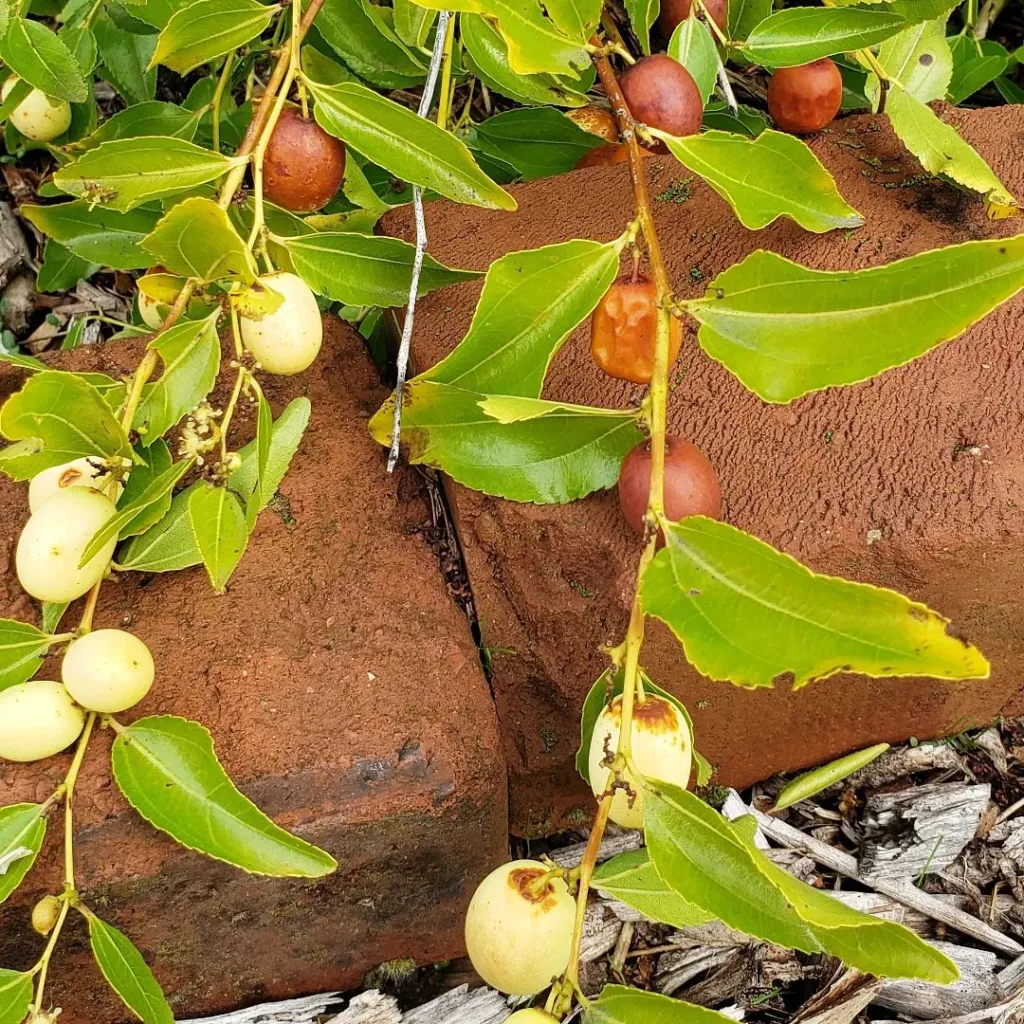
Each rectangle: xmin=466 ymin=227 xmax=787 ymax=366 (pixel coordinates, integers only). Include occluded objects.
xmin=180 ymin=991 xmax=344 ymax=1023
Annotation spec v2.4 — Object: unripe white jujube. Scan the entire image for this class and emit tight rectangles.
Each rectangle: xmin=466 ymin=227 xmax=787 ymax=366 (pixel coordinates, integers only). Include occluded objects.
xmin=62 ymin=628 xmax=155 ymax=713
xmin=507 ymin=1011 xmax=559 ymax=1023
xmin=28 ymin=457 xmax=123 ymax=513
xmin=0 ymin=680 xmax=85 ymax=762
xmin=588 ymin=694 xmax=693 ymax=830
xmin=239 ymin=271 xmax=322 ymax=375
xmin=1 ymin=78 xmax=72 ymax=143
xmin=15 ymin=487 xmax=118 ymax=603
xmin=465 ymin=859 xmax=575 ymax=996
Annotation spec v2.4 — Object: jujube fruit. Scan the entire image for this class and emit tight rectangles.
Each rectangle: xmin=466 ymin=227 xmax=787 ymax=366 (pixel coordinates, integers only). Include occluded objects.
xmin=28 ymin=456 xmax=123 ymax=513
xmin=465 ymin=859 xmax=575 ymax=995
xmin=566 ymin=106 xmax=619 ymax=142
xmin=16 ymin=487 xmax=118 ymax=603
xmin=591 ymin=277 xmax=683 ymax=384
xmin=263 ymin=106 xmax=345 ymax=213
xmin=0 ymin=680 xmax=85 ymax=762
xmin=658 ymin=0 xmax=727 ymax=37
xmin=767 ymin=59 xmax=843 ymax=135
xmin=1 ymin=78 xmax=71 ymax=143
xmin=588 ymin=694 xmax=692 ymax=829
xmin=617 ymin=435 xmax=721 ymax=536
xmin=239 ymin=271 xmax=322 ymax=375
xmin=137 ymin=266 xmax=171 ymax=331
xmin=62 ymin=629 xmax=155 ymax=713
xmin=619 ymin=55 xmax=703 ymax=141
xmin=507 ymin=1012 xmax=559 ymax=1023
xmin=32 ymin=896 xmax=61 ymax=935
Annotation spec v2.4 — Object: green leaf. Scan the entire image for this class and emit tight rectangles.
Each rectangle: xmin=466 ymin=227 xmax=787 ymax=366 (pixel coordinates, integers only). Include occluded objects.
xmin=134 ymin=311 xmax=221 ymax=441
xmin=774 ymin=742 xmax=889 ymax=811
xmin=88 ymin=915 xmax=174 ymax=1024
xmin=588 ymin=985 xmax=735 ymax=1024
xmin=995 ymin=75 xmax=1024 ymax=104
xmin=728 ymin=0 xmax=771 ymax=45
xmin=189 ymin=483 xmax=248 ymax=591
xmin=544 ymin=0 xmax=602 ymax=41
xmin=74 ymin=101 xmax=200 ymax=151
xmin=461 ymin=14 xmax=588 ymax=107
xmin=667 ymin=13 xmax=717 ymax=105
xmin=111 ymin=715 xmax=337 ymax=875
xmin=116 ymin=438 xmax=174 ymax=537
xmin=315 ymin=0 xmax=426 ymax=88
xmin=422 ymin=236 xmax=626 ymax=397
xmin=280 ymin=232 xmax=478 ymax=307
xmin=483 ymin=0 xmax=591 ymax=75
xmin=0 ymin=16 xmax=89 ymax=101
xmin=868 ymin=18 xmax=952 ymax=104
xmin=94 ymin=11 xmax=158 ymax=105
xmin=469 ymin=106 xmax=602 ymax=180
xmin=142 ymin=197 xmax=256 ymax=282
xmin=21 ymin=200 xmax=161 ymax=269
xmin=0 ymin=78 xmax=32 ymax=125
xmin=0 ymin=621 xmax=56 ymax=694
xmin=946 ymin=35 xmax=1009 ymax=105
xmin=0 ymin=970 xmax=32 ymax=1024
xmin=151 ymin=0 xmax=278 ymax=73
xmin=305 ymin=76 xmax=515 ymax=211
xmin=37 ymin=238 xmax=99 ymax=292
xmin=59 ymin=22 xmax=98 ymax=76
xmin=688 ymin=235 xmax=1024 ymax=402
xmin=41 ymin=601 xmax=67 ymax=634
xmin=229 ymin=395 xmax=310 ymax=503
xmin=80 ymin=456 xmax=194 ymax=566
xmin=702 ymin=99 xmax=768 ymax=136
xmin=739 ymin=7 xmax=909 ymax=67
xmin=0 ymin=803 xmax=45 ymax=903
xmin=0 ymin=370 xmax=129 ymax=479
xmin=54 ymin=138 xmax=243 ymax=213
xmin=884 ymin=85 xmax=1016 ymax=214
xmin=653 ymin=128 xmax=862 ymax=233
xmin=252 ymin=388 xmax=272 ymax=518
xmin=625 ymin=0 xmax=658 ymax=55
xmin=370 ymin=382 xmax=643 ymax=503
xmin=641 ymin=516 xmax=990 ymax=688
xmin=593 ymin=849 xmax=715 ymax=929
xmin=646 ymin=782 xmax=958 ymax=981
xmin=393 ymin=0 xmax=436 ymax=47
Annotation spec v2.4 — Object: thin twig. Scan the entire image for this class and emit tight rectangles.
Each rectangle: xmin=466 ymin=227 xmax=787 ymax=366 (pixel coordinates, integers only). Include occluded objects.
xmin=387 ymin=9 xmax=452 ymax=473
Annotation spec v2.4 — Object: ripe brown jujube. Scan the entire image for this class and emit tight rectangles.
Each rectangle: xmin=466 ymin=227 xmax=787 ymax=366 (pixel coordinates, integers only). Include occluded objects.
xmin=263 ymin=106 xmax=346 ymax=213
xmin=767 ymin=59 xmax=843 ymax=135
xmin=657 ymin=0 xmax=727 ymax=38
xmin=617 ymin=436 xmax=721 ymax=536
xmin=618 ymin=55 xmax=703 ymax=141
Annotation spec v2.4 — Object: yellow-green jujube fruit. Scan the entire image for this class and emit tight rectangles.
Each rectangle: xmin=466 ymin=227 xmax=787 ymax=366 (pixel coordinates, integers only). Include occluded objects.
xmin=62 ymin=628 xmax=155 ymax=713
xmin=28 ymin=456 xmax=123 ymax=513
xmin=31 ymin=895 xmax=61 ymax=935
xmin=464 ymin=859 xmax=575 ymax=996
xmin=588 ymin=694 xmax=693 ymax=830
xmin=15 ymin=487 xmax=118 ymax=602
xmin=0 ymin=680 xmax=85 ymax=762
xmin=138 ymin=289 xmax=167 ymax=331
xmin=239 ymin=271 xmax=322 ymax=375
xmin=507 ymin=1012 xmax=559 ymax=1023
xmin=1 ymin=78 xmax=72 ymax=143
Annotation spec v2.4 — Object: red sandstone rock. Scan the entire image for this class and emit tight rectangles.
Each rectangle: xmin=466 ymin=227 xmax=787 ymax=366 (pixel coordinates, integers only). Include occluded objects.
xmin=384 ymin=106 xmax=1024 ymax=835
xmin=0 ymin=321 xmax=506 ymax=1020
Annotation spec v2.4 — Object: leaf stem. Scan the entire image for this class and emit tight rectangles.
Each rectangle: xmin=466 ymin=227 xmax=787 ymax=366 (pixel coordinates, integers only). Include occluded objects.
xmin=30 ymin=898 xmax=70 ymax=1013
xmin=63 ymin=712 xmax=96 ymax=889
xmin=435 ymin=15 xmax=457 ymax=129
xmin=211 ymin=51 xmax=237 ymax=155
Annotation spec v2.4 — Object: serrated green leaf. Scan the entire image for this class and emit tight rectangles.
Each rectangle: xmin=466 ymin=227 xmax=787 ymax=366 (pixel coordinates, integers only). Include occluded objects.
xmin=151 ymin=0 xmax=277 ymax=74
xmin=0 ymin=621 xmax=56 ymax=694
xmin=94 ymin=11 xmax=158 ymax=104
xmin=59 ymin=22 xmax=98 ymax=75
xmin=0 ymin=803 xmax=45 ymax=903
xmin=304 ymin=76 xmax=515 ymax=211
xmin=588 ymin=984 xmax=735 ymax=1024
xmin=88 ymin=915 xmax=174 ymax=1024
xmin=21 ymin=200 xmax=161 ymax=269
xmin=117 ymin=439 xmax=174 ymax=538
xmin=946 ymin=34 xmax=1009 ymax=105
xmin=544 ymin=0 xmax=601 ymax=40
xmin=885 ymin=85 xmax=1016 ymax=213
xmin=0 ymin=370 xmax=129 ymax=479
xmin=774 ymin=742 xmax=889 ymax=811
xmin=689 ymin=235 xmax=1024 ymax=402
xmin=740 ymin=7 xmax=909 ymax=67
xmin=422 ymin=236 xmax=626 ymax=397
xmin=461 ymin=14 xmax=588 ymax=107
xmin=112 ymin=715 xmax=337 ymax=875
xmin=370 ymin=381 xmax=643 ymax=503
xmin=995 ymin=75 xmax=1024 ymax=104
xmin=593 ymin=849 xmax=715 ymax=929
xmin=41 ymin=601 xmax=67 ymax=634
xmin=668 ymin=13 xmax=717 ymax=105
xmin=868 ymin=19 xmax=952 ymax=104
xmin=133 ymin=311 xmax=221 ymax=442
xmin=54 ymin=137 xmax=242 ymax=212
xmin=626 ymin=0 xmax=659 ymax=55
xmin=280 ymin=232 xmax=477 ymax=307
xmin=653 ymin=128 xmax=862 ymax=233
xmin=37 ymin=238 xmax=99 ymax=293
xmin=484 ymin=0 xmax=591 ymax=74
xmin=142 ymin=196 xmax=256 ymax=282
xmin=0 ymin=16 xmax=89 ymax=101
xmin=0 ymin=970 xmax=32 ymax=1024
xmin=190 ymin=483 xmax=248 ymax=591
xmin=73 ymin=101 xmax=200 ymax=151
xmin=251 ymin=387 xmax=272 ymax=520
xmin=642 ymin=516 xmax=990 ymax=688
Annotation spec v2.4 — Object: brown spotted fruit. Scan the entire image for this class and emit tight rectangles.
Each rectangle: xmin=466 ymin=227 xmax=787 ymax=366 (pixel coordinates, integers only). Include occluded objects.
xmin=767 ymin=58 xmax=843 ymax=135
xmin=263 ymin=106 xmax=346 ymax=212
